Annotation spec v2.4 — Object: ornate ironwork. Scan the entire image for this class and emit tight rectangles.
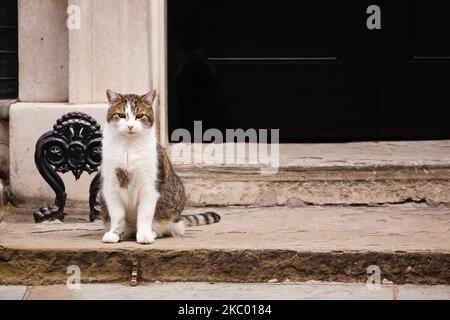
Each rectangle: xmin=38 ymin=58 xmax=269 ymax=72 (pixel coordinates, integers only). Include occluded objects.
xmin=33 ymin=112 xmax=103 ymax=223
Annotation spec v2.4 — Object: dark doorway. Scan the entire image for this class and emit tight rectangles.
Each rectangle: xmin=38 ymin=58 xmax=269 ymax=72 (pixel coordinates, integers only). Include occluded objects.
xmin=168 ymin=0 xmax=450 ymax=142
xmin=0 ymin=0 xmax=18 ymax=99
xmin=377 ymin=0 xmax=450 ymax=140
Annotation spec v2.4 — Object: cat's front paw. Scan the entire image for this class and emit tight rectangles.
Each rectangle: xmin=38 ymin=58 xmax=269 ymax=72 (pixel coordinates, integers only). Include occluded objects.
xmin=136 ymin=230 xmax=156 ymax=244
xmin=102 ymin=232 xmax=121 ymax=243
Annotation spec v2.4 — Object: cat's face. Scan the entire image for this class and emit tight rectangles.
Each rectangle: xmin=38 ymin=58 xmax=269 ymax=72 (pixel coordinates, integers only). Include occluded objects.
xmin=106 ymin=90 xmax=156 ymax=136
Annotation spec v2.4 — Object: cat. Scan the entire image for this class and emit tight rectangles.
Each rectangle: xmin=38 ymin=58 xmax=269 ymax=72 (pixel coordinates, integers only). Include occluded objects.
xmin=101 ymin=89 xmax=220 ymax=244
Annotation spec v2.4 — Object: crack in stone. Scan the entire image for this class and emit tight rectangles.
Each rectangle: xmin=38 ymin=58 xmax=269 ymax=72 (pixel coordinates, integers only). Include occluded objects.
xmin=31 ymin=228 xmax=104 ymax=234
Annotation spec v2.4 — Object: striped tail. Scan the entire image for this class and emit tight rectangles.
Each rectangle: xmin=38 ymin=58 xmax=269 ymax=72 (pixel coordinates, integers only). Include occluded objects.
xmin=182 ymin=212 xmax=221 ymax=227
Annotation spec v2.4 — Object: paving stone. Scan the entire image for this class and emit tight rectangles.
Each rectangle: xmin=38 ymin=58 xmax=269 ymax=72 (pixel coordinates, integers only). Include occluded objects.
xmin=0 ymin=286 xmax=27 ymax=300
xmin=0 ymin=204 xmax=449 ymax=285
xmin=3 ymin=282 xmax=447 ymax=300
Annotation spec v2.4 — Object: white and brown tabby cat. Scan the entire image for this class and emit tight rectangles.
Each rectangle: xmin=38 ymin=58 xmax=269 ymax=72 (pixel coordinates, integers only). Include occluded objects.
xmin=101 ymin=89 xmax=220 ymax=244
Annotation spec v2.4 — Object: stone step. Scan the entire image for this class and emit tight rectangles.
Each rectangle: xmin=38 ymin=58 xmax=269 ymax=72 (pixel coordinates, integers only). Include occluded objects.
xmin=1 ymin=204 xmax=449 ymax=285
xmin=9 ymin=140 xmax=450 ymax=208
xmin=173 ymin=141 xmax=450 ymax=207
xmin=179 ymin=164 xmax=450 ymax=207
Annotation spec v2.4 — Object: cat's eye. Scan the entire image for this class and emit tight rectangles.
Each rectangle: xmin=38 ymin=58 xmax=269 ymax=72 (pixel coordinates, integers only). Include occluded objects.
xmin=135 ymin=114 xmax=145 ymax=120
xmin=117 ymin=113 xmax=126 ymax=119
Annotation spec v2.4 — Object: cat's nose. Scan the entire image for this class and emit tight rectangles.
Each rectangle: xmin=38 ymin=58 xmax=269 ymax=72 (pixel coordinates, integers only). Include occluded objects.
xmin=128 ymin=125 xmax=134 ymax=131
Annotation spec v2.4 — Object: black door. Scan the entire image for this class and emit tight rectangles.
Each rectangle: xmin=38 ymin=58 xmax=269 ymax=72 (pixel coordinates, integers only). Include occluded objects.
xmin=0 ymin=0 xmax=18 ymax=99
xmin=168 ymin=0 xmax=450 ymax=142
xmin=378 ymin=0 xmax=450 ymax=140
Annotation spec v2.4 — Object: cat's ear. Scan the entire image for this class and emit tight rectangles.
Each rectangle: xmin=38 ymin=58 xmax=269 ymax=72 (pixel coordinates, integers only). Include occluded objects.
xmin=141 ymin=90 xmax=157 ymax=106
xmin=106 ymin=89 xmax=121 ymax=105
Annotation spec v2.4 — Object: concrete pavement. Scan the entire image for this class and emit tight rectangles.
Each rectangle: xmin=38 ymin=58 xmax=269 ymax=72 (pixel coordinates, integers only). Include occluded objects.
xmin=1 ymin=282 xmax=449 ymax=300
xmin=1 ymin=204 xmax=449 ymax=285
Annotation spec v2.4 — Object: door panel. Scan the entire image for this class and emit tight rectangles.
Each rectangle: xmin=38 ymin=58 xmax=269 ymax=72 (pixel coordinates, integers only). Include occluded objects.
xmin=414 ymin=1 xmax=450 ymax=59
xmin=168 ymin=0 xmax=450 ymax=142
xmin=168 ymin=0 xmax=374 ymax=142
xmin=207 ymin=0 xmax=338 ymax=59
xmin=378 ymin=0 xmax=450 ymax=139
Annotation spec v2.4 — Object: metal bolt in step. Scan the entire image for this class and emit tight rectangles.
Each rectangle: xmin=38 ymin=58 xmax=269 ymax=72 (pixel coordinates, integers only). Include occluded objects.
xmin=130 ymin=262 xmax=138 ymax=287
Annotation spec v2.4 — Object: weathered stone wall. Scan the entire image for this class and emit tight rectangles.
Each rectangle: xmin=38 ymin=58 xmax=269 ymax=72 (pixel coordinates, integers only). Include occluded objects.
xmin=10 ymin=0 xmax=154 ymax=205
xmin=68 ymin=0 xmax=151 ymax=103
xmin=18 ymin=0 xmax=152 ymax=103
xmin=18 ymin=0 xmax=69 ymax=102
